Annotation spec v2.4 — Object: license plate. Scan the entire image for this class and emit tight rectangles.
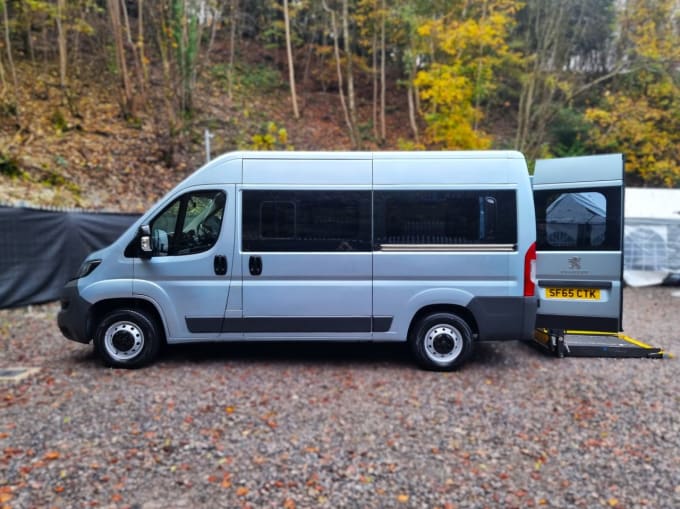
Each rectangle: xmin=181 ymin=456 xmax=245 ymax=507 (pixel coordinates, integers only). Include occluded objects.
xmin=545 ymin=288 xmax=601 ymax=300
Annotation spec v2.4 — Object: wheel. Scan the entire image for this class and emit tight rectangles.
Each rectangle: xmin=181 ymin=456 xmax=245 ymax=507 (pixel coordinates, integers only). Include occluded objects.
xmin=94 ymin=308 xmax=161 ymax=368
xmin=409 ymin=312 xmax=474 ymax=371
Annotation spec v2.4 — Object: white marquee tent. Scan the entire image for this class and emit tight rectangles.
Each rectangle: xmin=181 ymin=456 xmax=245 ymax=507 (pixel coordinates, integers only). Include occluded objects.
xmin=624 ymin=188 xmax=680 ymax=286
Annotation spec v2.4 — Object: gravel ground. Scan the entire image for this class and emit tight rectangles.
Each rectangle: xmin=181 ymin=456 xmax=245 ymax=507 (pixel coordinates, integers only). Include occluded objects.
xmin=1 ymin=287 xmax=679 ymax=509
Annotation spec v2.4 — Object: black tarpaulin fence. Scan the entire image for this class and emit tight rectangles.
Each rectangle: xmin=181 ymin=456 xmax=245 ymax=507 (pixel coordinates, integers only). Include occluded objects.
xmin=0 ymin=204 xmax=140 ymax=308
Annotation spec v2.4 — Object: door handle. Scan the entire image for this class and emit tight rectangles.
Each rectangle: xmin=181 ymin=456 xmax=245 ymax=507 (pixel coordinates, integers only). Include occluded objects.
xmin=214 ymin=255 xmax=228 ymax=276
xmin=249 ymin=256 xmax=262 ymax=276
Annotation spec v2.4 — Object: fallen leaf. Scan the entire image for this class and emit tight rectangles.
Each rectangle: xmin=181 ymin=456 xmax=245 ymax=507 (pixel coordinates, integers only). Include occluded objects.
xmin=397 ymin=494 xmax=409 ymax=503
xmin=283 ymin=499 xmax=296 ymax=509
xmin=44 ymin=451 xmax=60 ymax=461
xmin=608 ymin=498 xmax=619 ymax=507
xmin=236 ymin=486 xmax=249 ymax=496
xmin=0 ymin=493 xmax=12 ymax=504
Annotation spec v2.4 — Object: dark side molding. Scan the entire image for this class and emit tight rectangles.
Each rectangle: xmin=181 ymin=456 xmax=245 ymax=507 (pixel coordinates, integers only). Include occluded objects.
xmin=186 ymin=316 xmax=393 ymax=334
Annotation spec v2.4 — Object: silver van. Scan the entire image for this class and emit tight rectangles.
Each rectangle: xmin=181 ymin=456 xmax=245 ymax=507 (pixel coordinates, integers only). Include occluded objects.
xmin=57 ymin=151 xmax=623 ymax=369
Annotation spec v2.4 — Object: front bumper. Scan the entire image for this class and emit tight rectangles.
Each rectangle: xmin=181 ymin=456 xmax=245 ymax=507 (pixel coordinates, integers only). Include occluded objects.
xmin=57 ymin=280 xmax=93 ymax=344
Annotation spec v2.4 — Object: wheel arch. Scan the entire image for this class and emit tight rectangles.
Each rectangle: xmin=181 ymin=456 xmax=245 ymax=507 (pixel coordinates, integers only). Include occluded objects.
xmin=88 ymin=298 xmax=167 ymax=344
xmin=408 ymin=304 xmax=479 ymax=342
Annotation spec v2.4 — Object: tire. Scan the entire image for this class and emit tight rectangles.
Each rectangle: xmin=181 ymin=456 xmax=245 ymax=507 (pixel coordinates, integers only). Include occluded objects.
xmin=94 ymin=308 xmax=161 ymax=368
xmin=409 ymin=312 xmax=474 ymax=371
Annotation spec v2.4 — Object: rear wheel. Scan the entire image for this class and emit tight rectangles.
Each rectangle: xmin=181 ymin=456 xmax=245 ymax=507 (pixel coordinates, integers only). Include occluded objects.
xmin=410 ymin=312 xmax=473 ymax=370
xmin=94 ymin=309 xmax=161 ymax=368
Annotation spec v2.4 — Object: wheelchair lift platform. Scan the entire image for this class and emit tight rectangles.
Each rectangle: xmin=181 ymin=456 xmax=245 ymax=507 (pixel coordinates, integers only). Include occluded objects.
xmin=532 ymin=329 xmax=671 ymax=359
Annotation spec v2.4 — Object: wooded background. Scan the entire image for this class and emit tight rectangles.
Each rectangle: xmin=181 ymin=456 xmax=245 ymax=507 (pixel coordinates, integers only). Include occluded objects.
xmin=0 ymin=0 xmax=678 ymax=210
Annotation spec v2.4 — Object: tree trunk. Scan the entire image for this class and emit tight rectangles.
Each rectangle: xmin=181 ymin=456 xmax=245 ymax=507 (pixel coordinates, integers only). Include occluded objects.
xmin=473 ymin=0 xmax=488 ymax=132
xmin=379 ymin=0 xmax=386 ymax=142
xmin=342 ymin=0 xmax=359 ymax=147
xmin=372 ymin=30 xmax=378 ymax=139
xmin=407 ymin=82 xmax=419 ymax=144
xmin=56 ymin=0 xmax=67 ymax=89
xmin=139 ymin=0 xmax=148 ymax=85
xmin=121 ymin=0 xmax=146 ymax=102
xmin=107 ymin=0 xmax=134 ymax=117
xmin=227 ymin=0 xmax=238 ymax=100
xmin=283 ymin=0 xmax=300 ymax=118
xmin=1 ymin=0 xmax=18 ymax=93
xmin=322 ymin=0 xmax=357 ymax=148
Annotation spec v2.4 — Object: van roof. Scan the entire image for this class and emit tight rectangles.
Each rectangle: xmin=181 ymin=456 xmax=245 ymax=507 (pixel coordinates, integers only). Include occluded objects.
xmin=211 ymin=150 xmax=525 ymax=162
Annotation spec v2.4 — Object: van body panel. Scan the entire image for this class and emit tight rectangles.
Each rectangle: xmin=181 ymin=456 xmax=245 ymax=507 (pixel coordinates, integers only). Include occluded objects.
xmin=373 ymin=157 xmax=512 ymax=186
xmin=171 ymin=154 xmax=243 ymax=189
xmin=533 ymin=154 xmax=624 ymax=331
xmin=239 ymin=159 xmax=372 ymax=339
xmin=243 ymin=157 xmax=372 ymax=186
xmin=468 ymin=296 xmax=537 ymax=340
xmin=532 ymin=154 xmax=622 ymax=186
xmin=372 ymin=154 xmax=536 ymax=342
xmin=132 ymin=184 xmax=236 ymax=341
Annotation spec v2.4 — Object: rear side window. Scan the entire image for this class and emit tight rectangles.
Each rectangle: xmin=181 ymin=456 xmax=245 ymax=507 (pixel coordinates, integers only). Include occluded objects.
xmin=242 ymin=190 xmax=371 ymax=252
xmin=373 ymin=190 xmax=517 ymax=246
xmin=534 ymin=187 xmax=621 ymax=251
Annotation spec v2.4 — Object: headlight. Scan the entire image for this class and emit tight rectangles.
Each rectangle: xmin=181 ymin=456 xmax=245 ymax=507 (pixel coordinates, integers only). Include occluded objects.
xmin=75 ymin=259 xmax=102 ymax=279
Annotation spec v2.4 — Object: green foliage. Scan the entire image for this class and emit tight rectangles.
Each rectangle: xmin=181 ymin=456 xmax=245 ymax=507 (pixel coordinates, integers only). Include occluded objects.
xmin=0 ymin=100 xmax=18 ymax=119
xmin=50 ymin=109 xmax=68 ymax=133
xmin=211 ymin=63 xmax=284 ymax=95
xmin=0 ymin=152 xmax=21 ymax=178
xmin=550 ymin=109 xmax=590 ymax=157
xmin=40 ymin=169 xmax=81 ymax=194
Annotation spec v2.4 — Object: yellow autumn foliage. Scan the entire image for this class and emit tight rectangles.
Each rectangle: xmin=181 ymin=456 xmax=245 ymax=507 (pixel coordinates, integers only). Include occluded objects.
xmin=586 ymin=0 xmax=680 ymax=186
xmin=414 ymin=0 xmax=521 ymax=149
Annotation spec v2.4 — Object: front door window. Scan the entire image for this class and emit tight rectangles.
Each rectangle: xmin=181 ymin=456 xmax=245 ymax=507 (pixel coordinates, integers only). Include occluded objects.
xmin=151 ymin=191 xmax=226 ymax=256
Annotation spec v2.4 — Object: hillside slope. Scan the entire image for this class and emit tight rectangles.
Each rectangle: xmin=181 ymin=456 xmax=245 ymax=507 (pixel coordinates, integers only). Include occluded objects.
xmin=0 ymin=61 xmax=412 ymax=212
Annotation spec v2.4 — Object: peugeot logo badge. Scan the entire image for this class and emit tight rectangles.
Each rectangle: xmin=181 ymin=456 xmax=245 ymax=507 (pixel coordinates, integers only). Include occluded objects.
xmin=568 ymin=256 xmax=581 ymax=270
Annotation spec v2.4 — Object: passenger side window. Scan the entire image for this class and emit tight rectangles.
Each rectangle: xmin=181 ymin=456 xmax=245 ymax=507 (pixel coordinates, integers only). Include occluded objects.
xmin=535 ymin=188 xmax=621 ymax=251
xmin=150 ymin=190 xmax=226 ymax=256
xmin=243 ymin=190 xmax=371 ymax=252
xmin=373 ymin=190 xmax=517 ymax=246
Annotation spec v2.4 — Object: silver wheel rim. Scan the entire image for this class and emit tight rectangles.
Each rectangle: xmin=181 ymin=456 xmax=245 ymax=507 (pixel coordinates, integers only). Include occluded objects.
xmin=424 ymin=324 xmax=463 ymax=364
xmin=104 ymin=321 xmax=144 ymax=361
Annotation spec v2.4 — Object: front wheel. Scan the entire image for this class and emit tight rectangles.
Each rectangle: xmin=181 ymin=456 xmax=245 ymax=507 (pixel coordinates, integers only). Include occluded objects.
xmin=94 ymin=309 xmax=161 ymax=368
xmin=409 ymin=312 xmax=474 ymax=371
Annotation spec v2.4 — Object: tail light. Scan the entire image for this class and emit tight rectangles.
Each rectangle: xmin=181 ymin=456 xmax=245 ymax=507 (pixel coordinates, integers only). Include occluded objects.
xmin=524 ymin=242 xmax=537 ymax=297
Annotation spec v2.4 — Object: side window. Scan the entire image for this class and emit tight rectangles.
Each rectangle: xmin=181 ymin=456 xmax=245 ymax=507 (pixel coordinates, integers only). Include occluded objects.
xmin=150 ymin=190 xmax=226 ymax=256
xmin=535 ymin=188 xmax=621 ymax=251
xmin=242 ymin=190 xmax=371 ymax=252
xmin=373 ymin=190 xmax=517 ymax=246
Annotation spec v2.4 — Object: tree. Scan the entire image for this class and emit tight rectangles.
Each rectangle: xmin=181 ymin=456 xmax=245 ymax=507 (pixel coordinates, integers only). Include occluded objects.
xmin=513 ymin=0 xmax=619 ymax=160
xmin=585 ymin=0 xmax=680 ymax=186
xmin=414 ymin=0 xmax=521 ymax=149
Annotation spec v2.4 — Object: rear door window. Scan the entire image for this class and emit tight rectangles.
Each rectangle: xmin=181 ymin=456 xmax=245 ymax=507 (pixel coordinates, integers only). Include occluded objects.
xmin=535 ymin=188 xmax=621 ymax=251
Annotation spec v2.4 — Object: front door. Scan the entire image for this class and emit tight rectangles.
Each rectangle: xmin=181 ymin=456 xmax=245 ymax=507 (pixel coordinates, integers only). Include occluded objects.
xmin=133 ymin=186 xmax=236 ymax=340
xmin=533 ymin=154 xmax=624 ymax=332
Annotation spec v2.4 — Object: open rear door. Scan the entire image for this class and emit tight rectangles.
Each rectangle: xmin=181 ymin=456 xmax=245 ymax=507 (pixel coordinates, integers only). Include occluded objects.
xmin=533 ymin=154 xmax=624 ymax=332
